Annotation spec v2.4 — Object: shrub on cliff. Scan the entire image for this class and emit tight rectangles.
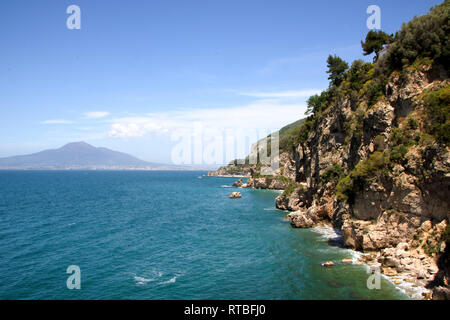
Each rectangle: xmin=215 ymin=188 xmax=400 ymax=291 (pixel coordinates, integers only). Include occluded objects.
xmin=320 ymin=164 xmax=345 ymax=185
xmin=281 ymin=183 xmax=298 ymax=197
xmin=346 ymin=60 xmax=373 ymax=92
xmin=422 ymin=85 xmax=450 ymax=146
xmin=336 ymin=152 xmax=390 ymax=203
xmin=390 ymin=145 xmax=409 ymax=163
xmin=336 ymin=176 xmax=354 ymax=203
xmin=389 ymin=126 xmax=418 ymax=148
xmin=361 ymin=77 xmax=386 ymax=106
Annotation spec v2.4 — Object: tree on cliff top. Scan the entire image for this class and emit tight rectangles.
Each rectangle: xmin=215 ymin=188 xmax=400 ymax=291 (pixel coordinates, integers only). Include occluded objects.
xmin=326 ymin=55 xmax=349 ymax=86
xmin=380 ymin=0 xmax=450 ymax=71
xmin=361 ymin=30 xmax=393 ymax=61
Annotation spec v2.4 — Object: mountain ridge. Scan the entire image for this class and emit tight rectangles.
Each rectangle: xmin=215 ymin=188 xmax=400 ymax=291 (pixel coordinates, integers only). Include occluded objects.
xmin=0 ymin=142 xmax=184 ymax=170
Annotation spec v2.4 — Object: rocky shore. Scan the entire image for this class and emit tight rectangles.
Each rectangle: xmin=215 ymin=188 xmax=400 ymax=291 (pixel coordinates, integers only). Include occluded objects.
xmin=216 ymin=165 xmax=448 ymax=299
xmin=207 ymin=168 xmax=251 ymax=178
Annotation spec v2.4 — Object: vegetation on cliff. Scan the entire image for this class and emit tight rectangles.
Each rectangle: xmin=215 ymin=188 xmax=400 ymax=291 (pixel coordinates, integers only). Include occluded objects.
xmin=379 ymin=0 xmax=449 ymax=72
xmin=422 ymin=85 xmax=450 ymax=145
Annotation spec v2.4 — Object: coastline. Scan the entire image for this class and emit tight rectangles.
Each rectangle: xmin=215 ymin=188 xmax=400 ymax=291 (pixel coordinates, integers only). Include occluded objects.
xmin=206 ymin=174 xmax=251 ymax=178
xmin=214 ymin=175 xmax=432 ymax=300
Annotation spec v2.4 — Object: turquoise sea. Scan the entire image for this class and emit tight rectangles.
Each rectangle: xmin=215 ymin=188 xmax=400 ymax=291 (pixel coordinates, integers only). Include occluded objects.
xmin=0 ymin=171 xmax=407 ymax=299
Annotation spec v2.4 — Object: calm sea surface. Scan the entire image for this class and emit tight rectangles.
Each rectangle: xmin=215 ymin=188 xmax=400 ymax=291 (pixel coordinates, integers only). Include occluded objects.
xmin=0 ymin=171 xmax=407 ymax=299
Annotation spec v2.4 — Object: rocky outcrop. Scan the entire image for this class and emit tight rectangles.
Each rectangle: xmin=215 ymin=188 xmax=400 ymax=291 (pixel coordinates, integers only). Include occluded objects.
xmin=286 ymin=203 xmax=332 ymax=229
xmin=342 ymin=211 xmax=422 ymax=251
xmin=209 ymin=163 xmax=252 ymax=177
xmin=286 ymin=210 xmax=317 ymax=228
xmin=275 ymin=183 xmax=309 ymax=211
xmin=232 ymin=178 xmax=243 ymax=187
xmin=245 ymin=176 xmax=291 ymax=190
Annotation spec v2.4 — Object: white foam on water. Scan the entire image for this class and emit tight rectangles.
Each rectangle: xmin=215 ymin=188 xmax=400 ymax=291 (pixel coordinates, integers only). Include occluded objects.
xmin=133 ymin=271 xmax=163 ymax=286
xmin=134 ymin=275 xmax=152 ymax=283
xmin=311 ymin=224 xmax=342 ymax=239
xmin=221 ymin=185 xmax=233 ymax=188
xmin=311 ymin=224 xmax=362 ymax=262
xmin=159 ymin=274 xmax=181 ymax=285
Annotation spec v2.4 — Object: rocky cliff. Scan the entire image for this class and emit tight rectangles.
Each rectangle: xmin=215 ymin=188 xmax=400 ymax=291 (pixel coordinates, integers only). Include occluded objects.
xmin=215 ymin=1 xmax=450 ymax=299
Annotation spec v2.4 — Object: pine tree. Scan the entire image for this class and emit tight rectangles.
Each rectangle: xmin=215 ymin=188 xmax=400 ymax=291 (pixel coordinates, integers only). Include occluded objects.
xmin=326 ymin=55 xmax=349 ymax=86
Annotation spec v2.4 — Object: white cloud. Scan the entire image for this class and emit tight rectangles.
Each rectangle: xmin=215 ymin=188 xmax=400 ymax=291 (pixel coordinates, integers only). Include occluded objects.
xmin=41 ymin=119 xmax=74 ymax=124
xmin=108 ymin=99 xmax=308 ymax=138
xmin=239 ymin=89 xmax=322 ymax=98
xmin=84 ymin=111 xmax=110 ymax=119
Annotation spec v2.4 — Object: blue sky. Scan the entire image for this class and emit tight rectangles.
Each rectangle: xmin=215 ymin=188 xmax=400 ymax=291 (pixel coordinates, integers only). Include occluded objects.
xmin=0 ymin=0 xmax=442 ymax=164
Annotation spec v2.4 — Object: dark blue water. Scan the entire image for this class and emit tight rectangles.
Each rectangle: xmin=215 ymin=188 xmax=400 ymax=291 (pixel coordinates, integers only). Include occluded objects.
xmin=0 ymin=171 xmax=407 ymax=299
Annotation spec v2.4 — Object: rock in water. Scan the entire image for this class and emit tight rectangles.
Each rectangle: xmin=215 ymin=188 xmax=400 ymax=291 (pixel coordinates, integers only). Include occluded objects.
xmin=286 ymin=209 xmax=317 ymax=228
xmin=232 ymin=178 xmax=243 ymax=187
xmin=229 ymin=192 xmax=242 ymax=199
xmin=342 ymin=257 xmax=353 ymax=264
xmin=322 ymin=261 xmax=334 ymax=268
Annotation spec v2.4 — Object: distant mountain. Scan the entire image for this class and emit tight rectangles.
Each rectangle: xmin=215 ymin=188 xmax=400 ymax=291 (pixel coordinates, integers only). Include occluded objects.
xmin=0 ymin=142 xmax=183 ymax=170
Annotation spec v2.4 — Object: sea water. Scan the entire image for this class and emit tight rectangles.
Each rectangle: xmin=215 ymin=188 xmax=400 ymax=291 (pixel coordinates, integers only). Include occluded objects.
xmin=0 ymin=171 xmax=407 ymax=299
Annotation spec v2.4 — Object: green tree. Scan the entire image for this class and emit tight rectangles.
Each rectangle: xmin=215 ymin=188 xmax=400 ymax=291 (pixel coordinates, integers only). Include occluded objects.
xmin=361 ymin=30 xmax=393 ymax=61
xmin=382 ymin=0 xmax=450 ymax=70
xmin=306 ymin=90 xmax=329 ymax=116
xmin=326 ymin=55 xmax=349 ymax=86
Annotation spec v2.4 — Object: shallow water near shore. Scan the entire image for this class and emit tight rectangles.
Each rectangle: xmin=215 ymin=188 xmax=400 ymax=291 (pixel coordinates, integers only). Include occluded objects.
xmin=0 ymin=171 xmax=408 ymax=299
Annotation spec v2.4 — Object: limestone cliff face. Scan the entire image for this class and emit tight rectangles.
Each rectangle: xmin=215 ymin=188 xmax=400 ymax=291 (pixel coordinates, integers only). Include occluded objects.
xmin=291 ymin=66 xmax=449 ymax=241
xmin=273 ymin=65 xmax=449 ymax=298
